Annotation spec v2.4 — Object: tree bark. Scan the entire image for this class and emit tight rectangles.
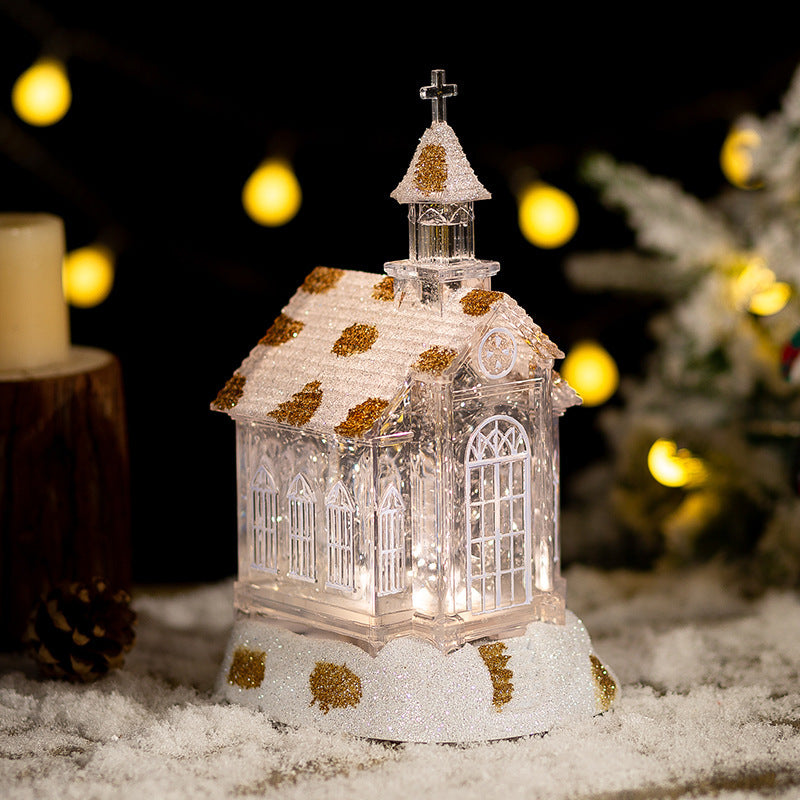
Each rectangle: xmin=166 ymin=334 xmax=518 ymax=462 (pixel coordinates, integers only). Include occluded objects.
xmin=0 ymin=347 xmax=131 ymax=649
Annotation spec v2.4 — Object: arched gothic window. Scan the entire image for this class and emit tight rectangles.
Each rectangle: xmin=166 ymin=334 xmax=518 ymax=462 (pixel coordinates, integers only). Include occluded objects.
xmin=288 ymin=473 xmax=316 ymax=581
xmin=250 ymin=465 xmax=277 ymax=571
xmin=465 ymin=415 xmax=531 ymax=613
xmin=377 ymin=485 xmax=406 ymax=595
xmin=325 ymin=481 xmax=356 ymax=591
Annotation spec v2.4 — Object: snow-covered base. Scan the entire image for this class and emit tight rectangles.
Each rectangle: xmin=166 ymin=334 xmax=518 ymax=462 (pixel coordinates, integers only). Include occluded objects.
xmin=215 ymin=610 xmax=618 ymax=743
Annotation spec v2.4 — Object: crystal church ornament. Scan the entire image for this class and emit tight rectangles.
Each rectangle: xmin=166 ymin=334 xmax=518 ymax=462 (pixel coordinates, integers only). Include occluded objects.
xmin=213 ymin=70 xmax=618 ymax=741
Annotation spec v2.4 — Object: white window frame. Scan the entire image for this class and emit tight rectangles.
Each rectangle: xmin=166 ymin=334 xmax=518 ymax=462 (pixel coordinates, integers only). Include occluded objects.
xmin=377 ymin=485 xmax=406 ymax=595
xmin=250 ymin=465 xmax=278 ymax=572
xmin=288 ymin=473 xmax=316 ymax=581
xmin=325 ymin=481 xmax=356 ymax=591
xmin=465 ymin=415 xmax=532 ymax=614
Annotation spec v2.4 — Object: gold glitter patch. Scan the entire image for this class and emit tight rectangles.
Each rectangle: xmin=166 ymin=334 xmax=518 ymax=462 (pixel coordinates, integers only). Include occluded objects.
xmin=460 ymin=289 xmax=503 ymax=316
xmin=478 ymin=642 xmax=514 ymax=711
xmin=413 ymin=143 xmax=448 ymax=195
xmin=259 ymin=313 xmax=304 ymax=346
xmin=590 ymin=654 xmax=617 ymax=712
xmin=334 ymin=398 xmax=390 ymax=438
xmin=371 ymin=275 xmax=395 ymax=302
xmin=413 ymin=345 xmax=458 ymax=376
xmin=268 ymin=380 xmax=323 ymax=427
xmin=301 ymin=266 xmax=345 ymax=294
xmin=309 ymin=661 xmax=362 ymax=714
xmin=331 ymin=323 xmax=379 ymax=357
xmin=227 ymin=646 xmax=266 ymax=689
xmin=213 ymin=373 xmax=246 ymax=410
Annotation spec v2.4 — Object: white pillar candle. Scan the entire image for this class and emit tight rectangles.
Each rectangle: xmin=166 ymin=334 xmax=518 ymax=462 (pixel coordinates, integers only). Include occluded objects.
xmin=0 ymin=213 xmax=70 ymax=372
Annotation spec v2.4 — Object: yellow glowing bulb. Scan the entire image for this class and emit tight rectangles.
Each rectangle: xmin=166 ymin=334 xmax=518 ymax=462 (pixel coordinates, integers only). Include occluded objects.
xmin=647 ymin=439 xmax=708 ymax=488
xmin=63 ymin=245 xmax=115 ymax=308
xmin=518 ymin=182 xmax=579 ymax=248
xmin=12 ymin=58 xmax=72 ymax=126
xmin=749 ymin=281 xmax=791 ymax=316
xmin=242 ymin=159 xmax=302 ymax=226
xmin=720 ymin=127 xmax=761 ymax=189
xmin=561 ymin=340 xmax=619 ymax=407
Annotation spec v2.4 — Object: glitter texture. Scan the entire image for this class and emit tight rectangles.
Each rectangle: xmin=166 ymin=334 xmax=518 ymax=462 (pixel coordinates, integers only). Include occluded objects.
xmin=227 ymin=646 xmax=266 ymax=689
xmin=460 ymin=289 xmax=503 ymax=316
xmin=371 ymin=275 xmax=395 ymax=302
xmin=478 ymin=642 xmax=514 ymax=710
xmin=590 ymin=654 xmax=617 ymax=712
xmin=331 ymin=323 xmax=379 ymax=357
xmin=413 ymin=345 xmax=458 ymax=375
xmin=268 ymin=380 xmax=323 ymax=426
xmin=259 ymin=313 xmax=304 ymax=346
xmin=309 ymin=661 xmax=362 ymax=714
xmin=413 ymin=143 xmax=448 ymax=195
xmin=301 ymin=266 xmax=345 ymax=294
xmin=334 ymin=397 xmax=390 ymax=437
xmin=212 ymin=373 xmax=246 ymax=410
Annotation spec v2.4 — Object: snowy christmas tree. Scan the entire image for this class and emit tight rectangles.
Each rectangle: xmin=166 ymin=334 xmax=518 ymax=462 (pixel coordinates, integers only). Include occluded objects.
xmin=564 ymin=63 xmax=800 ymax=588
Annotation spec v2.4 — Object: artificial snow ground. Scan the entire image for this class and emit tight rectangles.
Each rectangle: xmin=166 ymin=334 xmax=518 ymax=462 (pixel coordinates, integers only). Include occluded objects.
xmin=2 ymin=564 xmax=800 ymax=799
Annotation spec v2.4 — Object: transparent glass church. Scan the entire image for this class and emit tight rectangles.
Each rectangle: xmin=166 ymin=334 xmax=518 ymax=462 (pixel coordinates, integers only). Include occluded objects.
xmin=213 ymin=70 xmax=581 ymax=656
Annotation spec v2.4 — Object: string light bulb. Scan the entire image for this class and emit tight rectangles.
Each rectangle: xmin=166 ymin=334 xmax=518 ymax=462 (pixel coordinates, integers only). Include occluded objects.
xmin=561 ymin=340 xmax=619 ymax=407
xmin=242 ymin=158 xmax=302 ymax=226
xmin=731 ymin=255 xmax=791 ymax=316
xmin=518 ymin=181 xmax=578 ymax=248
xmin=11 ymin=58 xmax=72 ymax=127
xmin=647 ymin=439 xmax=708 ymax=488
xmin=63 ymin=244 xmax=115 ymax=308
xmin=720 ymin=126 xmax=762 ymax=189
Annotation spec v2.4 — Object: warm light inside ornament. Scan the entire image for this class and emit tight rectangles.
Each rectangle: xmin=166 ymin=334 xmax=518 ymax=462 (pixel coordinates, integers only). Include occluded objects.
xmin=63 ymin=244 xmax=115 ymax=308
xmin=12 ymin=58 xmax=72 ymax=127
xmin=720 ymin=127 xmax=761 ymax=189
xmin=518 ymin=182 xmax=578 ymax=248
xmin=242 ymin=158 xmax=302 ymax=226
xmin=647 ymin=438 xmax=708 ymax=488
xmin=732 ymin=256 xmax=791 ymax=316
xmin=560 ymin=340 xmax=618 ymax=406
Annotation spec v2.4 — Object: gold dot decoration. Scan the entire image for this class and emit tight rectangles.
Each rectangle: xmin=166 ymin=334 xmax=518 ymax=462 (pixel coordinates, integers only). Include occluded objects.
xmin=301 ymin=266 xmax=345 ymax=294
xmin=227 ymin=646 xmax=266 ymax=689
xmin=478 ymin=642 xmax=514 ymax=711
xmin=413 ymin=143 xmax=448 ymax=195
xmin=334 ymin=398 xmax=390 ymax=438
xmin=331 ymin=323 xmax=379 ymax=357
xmin=413 ymin=345 xmax=458 ymax=376
xmin=213 ymin=373 xmax=246 ymax=410
xmin=590 ymin=654 xmax=617 ymax=712
xmin=268 ymin=380 xmax=323 ymax=427
xmin=371 ymin=275 xmax=395 ymax=302
xmin=309 ymin=661 xmax=362 ymax=714
xmin=460 ymin=289 xmax=503 ymax=317
xmin=259 ymin=313 xmax=304 ymax=346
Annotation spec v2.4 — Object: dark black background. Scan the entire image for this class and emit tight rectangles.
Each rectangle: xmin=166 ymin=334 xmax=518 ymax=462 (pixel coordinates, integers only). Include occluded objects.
xmin=3 ymin=2 xmax=800 ymax=582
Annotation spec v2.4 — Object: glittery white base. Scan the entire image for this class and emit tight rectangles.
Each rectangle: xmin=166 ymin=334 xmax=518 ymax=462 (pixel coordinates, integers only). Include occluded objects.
xmin=215 ymin=611 xmax=618 ymax=743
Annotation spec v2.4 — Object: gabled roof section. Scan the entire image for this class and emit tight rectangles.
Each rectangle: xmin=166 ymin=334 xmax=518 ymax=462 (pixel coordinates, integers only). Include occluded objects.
xmin=212 ymin=267 xmax=565 ymax=438
xmin=390 ymin=122 xmax=491 ymax=205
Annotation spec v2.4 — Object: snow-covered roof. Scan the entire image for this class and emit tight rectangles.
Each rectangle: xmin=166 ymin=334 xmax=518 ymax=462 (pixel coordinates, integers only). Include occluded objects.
xmin=390 ymin=122 xmax=491 ymax=205
xmin=212 ymin=267 xmax=572 ymax=438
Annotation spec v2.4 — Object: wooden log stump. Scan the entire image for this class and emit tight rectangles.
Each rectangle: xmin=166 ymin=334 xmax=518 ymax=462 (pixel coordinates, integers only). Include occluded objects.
xmin=0 ymin=347 xmax=131 ymax=650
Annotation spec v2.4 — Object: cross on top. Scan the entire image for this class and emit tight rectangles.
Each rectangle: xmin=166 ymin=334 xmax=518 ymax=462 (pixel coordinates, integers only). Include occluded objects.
xmin=420 ymin=69 xmax=457 ymax=124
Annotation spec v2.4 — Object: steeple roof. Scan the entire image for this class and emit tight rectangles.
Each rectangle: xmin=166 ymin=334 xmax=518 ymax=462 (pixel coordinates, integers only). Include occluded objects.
xmin=389 ymin=121 xmax=491 ymax=205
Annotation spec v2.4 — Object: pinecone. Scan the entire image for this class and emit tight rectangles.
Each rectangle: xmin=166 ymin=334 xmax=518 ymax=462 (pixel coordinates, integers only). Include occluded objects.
xmin=24 ymin=577 xmax=137 ymax=682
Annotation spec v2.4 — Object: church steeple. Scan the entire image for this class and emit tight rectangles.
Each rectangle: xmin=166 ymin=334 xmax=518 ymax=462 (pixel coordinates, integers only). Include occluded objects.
xmin=384 ymin=70 xmax=499 ymax=311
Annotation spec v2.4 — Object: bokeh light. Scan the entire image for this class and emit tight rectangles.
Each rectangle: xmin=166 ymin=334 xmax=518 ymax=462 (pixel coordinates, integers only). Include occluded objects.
xmin=732 ymin=256 xmax=791 ymax=316
xmin=720 ymin=127 xmax=762 ymax=189
xmin=63 ymin=244 xmax=115 ymax=308
xmin=518 ymin=182 xmax=578 ymax=248
xmin=12 ymin=58 xmax=72 ymax=126
xmin=561 ymin=340 xmax=619 ymax=407
xmin=242 ymin=159 xmax=302 ymax=226
xmin=647 ymin=439 xmax=708 ymax=488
